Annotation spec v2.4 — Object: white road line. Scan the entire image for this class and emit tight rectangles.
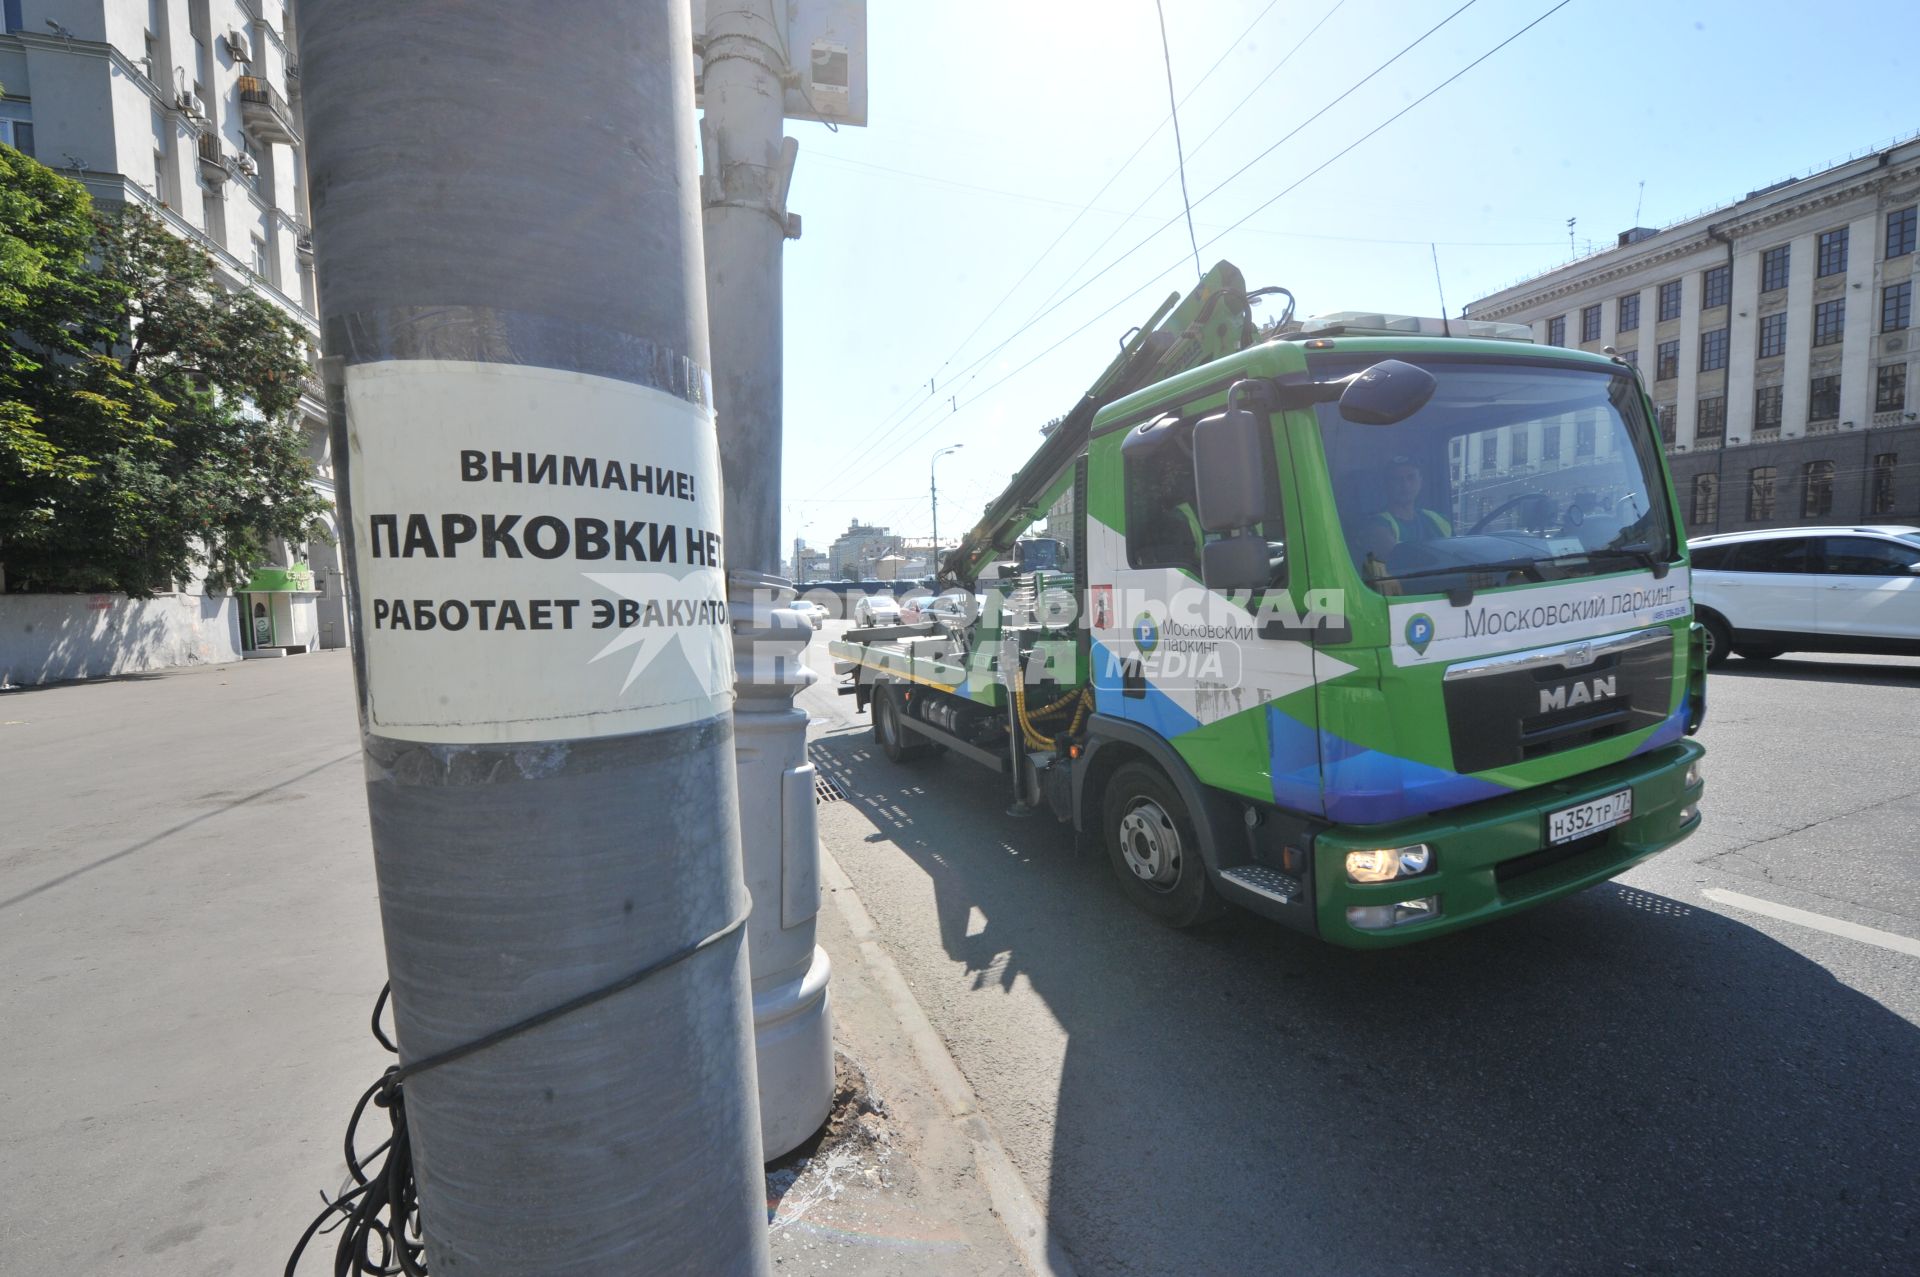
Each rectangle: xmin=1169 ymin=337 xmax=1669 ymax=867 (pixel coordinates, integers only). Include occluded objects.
xmin=1703 ymin=888 xmax=1920 ymax=958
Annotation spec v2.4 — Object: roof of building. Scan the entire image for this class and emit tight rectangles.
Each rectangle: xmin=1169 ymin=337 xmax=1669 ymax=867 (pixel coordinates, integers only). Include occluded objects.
xmin=1465 ymin=132 xmax=1920 ymax=318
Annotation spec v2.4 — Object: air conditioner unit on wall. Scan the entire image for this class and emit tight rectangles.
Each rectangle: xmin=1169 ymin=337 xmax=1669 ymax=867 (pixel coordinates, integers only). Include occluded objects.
xmin=225 ymin=30 xmax=251 ymax=62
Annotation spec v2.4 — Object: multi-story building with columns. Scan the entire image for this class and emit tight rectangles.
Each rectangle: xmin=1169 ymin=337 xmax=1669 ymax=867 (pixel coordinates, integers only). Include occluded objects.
xmin=1 ymin=0 xmax=348 ymax=653
xmin=1466 ymin=137 xmax=1920 ymax=535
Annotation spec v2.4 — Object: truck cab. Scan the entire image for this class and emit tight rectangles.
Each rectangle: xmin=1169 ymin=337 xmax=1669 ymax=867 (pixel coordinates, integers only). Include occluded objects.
xmin=832 ymin=272 xmax=1705 ymax=949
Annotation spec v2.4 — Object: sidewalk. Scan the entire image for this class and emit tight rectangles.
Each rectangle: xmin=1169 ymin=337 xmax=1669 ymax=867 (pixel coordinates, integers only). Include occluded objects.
xmin=0 ymin=652 xmax=1033 ymax=1274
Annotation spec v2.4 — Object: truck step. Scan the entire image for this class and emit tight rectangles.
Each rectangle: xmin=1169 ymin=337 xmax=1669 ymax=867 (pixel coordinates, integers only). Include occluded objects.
xmin=1219 ymin=865 xmax=1304 ymax=906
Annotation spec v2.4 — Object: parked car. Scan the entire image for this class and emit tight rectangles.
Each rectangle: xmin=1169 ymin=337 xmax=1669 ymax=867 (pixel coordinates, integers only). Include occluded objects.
xmin=789 ymin=599 xmax=826 ymax=629
xmin=852 ymin=594 xmax=902 ymax=627
xmin=900 ymin=590 xmax=976 ymax=627
xmin=1689 ymin=524 xmax=1920 ymax=666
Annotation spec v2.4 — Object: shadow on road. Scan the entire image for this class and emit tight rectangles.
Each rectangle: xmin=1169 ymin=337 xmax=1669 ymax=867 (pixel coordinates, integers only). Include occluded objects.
xmin=811 ymin=730 xmax=1920 ymax=1276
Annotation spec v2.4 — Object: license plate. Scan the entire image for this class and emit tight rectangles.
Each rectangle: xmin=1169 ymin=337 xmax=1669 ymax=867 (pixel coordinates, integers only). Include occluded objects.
xmin=1548 ymin=788 xmax=1633 ymax=844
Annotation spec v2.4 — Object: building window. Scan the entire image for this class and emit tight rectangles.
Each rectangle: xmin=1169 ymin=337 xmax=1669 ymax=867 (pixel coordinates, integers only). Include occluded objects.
xmin=1702 ymin=264 xmax=1731 ymax=309
xmin=1872 ymin=453 xmax=1898 ymax=515
xmin=1619 ymin=348 xmax=1637 ymax=367
xmin=0 ymin=117 xmax=32 ymax=158
xmin=1617 ymin=293 xmax=1639 ymax=332
xmin=1812 ymin=298 xmax=1845 ymax=347
xmin=1657 ymin=280 xmax=1682 ymax=321
xmin=203 ymin=183 xmax=223 ymax=245
xmin=1542 ymin=425 xmax=1561 ymax=461
xmin=1479 ymin=434 xmax=1497 ymax=473
xmin=1817 ymin=226 xmax=1849 ymax=277
xmin=3 ymin=0 xmax=22 ymax=34
xmin=1581 ymin=304 xmax=1601 ymax=343
xmin=1755 ymin=385 xmax=1783 ymax=430
xmin=1656 ymin=340 xmax=1679 ymax=381
xmin=1757 ymin=312 xmax=1787 ymax=359
xmin=1760 ymin=244 xmax=1790 ymax=292
xmin=1699 ymin=327 xmax=1728 ymax=372
xmin=1576 ymin=420 xmax=1595 ymax=456
xmin=1809 ymin=375 xmax=1841 ymax=423
xmin=1888 ymin=206 xmax=1916 ymax=260
xmin=1696 ymin=396 xmax=1726 ymax=444
xmin=1547 ymin=315 xmax=1566 ymax=346
xmin=1802 ymin=460 xmax=1835 ymax=518
xmin=1657 ymin=404 xmax=1676 ymax=444
xmin=1877 ymin=363 xmax=1907 ymax=413
xmin=1883 ymin=281 xmax=1911 ymax=333
xmin=1691 ymin=474 xmax=1718 ymax=525
xmin=250 ymin=233 xmax=270 ymax=280
xmin=1511 ymin=428 xmax=1530 ymax=466
xmin=1748 ymin=466 xmax=1777 ymax=520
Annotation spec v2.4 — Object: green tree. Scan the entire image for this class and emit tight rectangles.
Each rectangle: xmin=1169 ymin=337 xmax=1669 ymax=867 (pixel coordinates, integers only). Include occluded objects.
xmin=0 ymin=146 xmax=328 ymax=595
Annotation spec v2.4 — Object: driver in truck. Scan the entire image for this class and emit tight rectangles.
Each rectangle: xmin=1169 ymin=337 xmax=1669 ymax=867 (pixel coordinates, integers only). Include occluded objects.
xmin=1353 ymin=456 xmax=1452 ymax=585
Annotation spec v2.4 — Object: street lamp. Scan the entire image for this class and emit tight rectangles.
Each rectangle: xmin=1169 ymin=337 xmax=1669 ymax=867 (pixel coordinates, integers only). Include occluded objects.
xmin=930 ymin=443 xmax=964 ymax=578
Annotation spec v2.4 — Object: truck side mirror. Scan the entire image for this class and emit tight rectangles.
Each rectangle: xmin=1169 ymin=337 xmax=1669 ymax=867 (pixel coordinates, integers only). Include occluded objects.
xmin=1193 ymin=388 xmax=1269 ymax=532
xmin=1338 ymin=359 xmax=1437 ymax=425
xmin=1201 ymin=533 xmax=1271 ymax=593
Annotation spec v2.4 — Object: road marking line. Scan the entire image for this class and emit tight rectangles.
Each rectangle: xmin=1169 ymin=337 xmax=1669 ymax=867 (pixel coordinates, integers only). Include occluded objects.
xmin=1704 ymin=888 xmax=1920 ymax=958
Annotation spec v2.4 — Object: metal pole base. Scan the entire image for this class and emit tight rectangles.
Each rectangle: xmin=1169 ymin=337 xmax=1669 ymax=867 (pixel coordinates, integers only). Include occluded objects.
xmin=730 ymin=569 xmax=834 ymax=1160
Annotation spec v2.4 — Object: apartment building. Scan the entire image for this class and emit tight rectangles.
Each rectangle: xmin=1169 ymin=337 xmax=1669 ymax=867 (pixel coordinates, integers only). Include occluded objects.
xmin=1465 ymin=137 xmax=1920 ymax=535
xmin=1 ymin=0 xmax=347 ymax=651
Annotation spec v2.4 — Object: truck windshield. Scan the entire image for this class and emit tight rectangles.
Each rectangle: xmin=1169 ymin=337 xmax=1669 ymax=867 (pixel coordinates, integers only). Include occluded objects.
xmin=1313 ymin=359 xmax=1675 ymax=595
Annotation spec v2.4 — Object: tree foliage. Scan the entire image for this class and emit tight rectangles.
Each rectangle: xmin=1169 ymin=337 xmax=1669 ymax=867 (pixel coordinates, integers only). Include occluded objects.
xmin=0 ymin=146 xmax=328 ymax=594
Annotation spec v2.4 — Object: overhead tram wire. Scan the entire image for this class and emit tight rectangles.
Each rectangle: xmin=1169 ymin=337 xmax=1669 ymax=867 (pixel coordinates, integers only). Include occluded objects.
xmin=851 ymin=0 xmax=1471 ymax=468
xmin=843 ymin=0 xmax=1287 ymax=458
xmin=850 ymin=0 xmax=1579 ymax=485
xmin=1154 ymin=0 xmax=1204 ymax=282
xmin=1022 ymin=0 xmax=1347 ymax=324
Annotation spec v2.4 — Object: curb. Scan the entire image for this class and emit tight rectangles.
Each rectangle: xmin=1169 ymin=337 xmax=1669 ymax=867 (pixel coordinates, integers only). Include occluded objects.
xmin=819 ymin=849 xmax=1077 ymax=1277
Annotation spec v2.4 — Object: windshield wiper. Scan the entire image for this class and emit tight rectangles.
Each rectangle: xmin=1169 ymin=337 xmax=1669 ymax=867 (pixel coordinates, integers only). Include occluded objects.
xmin=1385 ymin=557 xmax=1546 ymax=607
xmin=1389 ymin=557 xmax=1547 ymax=586
xmin=1575 ymin=544 xmax=1671 ymax=579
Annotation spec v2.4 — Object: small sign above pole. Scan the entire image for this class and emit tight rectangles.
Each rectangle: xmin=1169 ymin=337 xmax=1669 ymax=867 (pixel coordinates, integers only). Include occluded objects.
xmin=692 ymin=0 xmax=868 ymax=127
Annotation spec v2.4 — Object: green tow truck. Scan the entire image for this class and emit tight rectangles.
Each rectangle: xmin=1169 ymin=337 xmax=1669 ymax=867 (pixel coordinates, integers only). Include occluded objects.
xmin=830 ymin=262 xmax=1706 ymax=948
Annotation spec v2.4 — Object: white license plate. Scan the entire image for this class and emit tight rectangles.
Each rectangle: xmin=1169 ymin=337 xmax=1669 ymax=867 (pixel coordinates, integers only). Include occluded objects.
xmin=1548 ymin=789 xmax=1633 ymax=844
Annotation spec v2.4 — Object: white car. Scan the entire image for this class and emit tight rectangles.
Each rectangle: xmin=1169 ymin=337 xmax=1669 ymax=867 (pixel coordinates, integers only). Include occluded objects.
xmin=788 ymin=599 xmax=826 ymax=629
xmin=852 ymin=594 xmax=902 ymax=627
xmin=1689 ymin=525 xmax=1920 ymax=666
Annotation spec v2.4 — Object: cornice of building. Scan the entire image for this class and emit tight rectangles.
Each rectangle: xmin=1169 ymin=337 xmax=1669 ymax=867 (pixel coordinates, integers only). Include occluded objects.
xmin=1468 ymin=144 xmax=1920 ymax=319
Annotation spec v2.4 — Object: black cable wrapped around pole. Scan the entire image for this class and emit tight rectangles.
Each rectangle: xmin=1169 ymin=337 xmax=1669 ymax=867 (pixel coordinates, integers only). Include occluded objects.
xmin=295 ymin=2 xmax=772 ymax=1272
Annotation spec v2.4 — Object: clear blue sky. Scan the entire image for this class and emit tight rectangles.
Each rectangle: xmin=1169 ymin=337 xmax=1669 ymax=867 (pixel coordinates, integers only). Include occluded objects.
xmin=771 ymin=0 xmax=1919 ymax=554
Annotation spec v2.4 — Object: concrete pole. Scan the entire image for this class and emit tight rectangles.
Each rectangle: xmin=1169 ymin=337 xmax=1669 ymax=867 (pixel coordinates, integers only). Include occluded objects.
xmin=297 ymin=3 xmax=771 ymax=1272
xmin=700 ymin=0 xmax=833 ymax=1158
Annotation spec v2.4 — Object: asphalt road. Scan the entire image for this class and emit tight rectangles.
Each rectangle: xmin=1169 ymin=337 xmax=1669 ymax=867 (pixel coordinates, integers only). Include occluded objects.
xmin=801 ymin=623 xmax=1920 ymax=1276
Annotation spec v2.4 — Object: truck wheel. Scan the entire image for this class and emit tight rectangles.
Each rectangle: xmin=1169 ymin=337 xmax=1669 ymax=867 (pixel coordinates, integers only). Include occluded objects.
xmin=1101 ymin=762 xmax=1225 ymax=928
xmin=872 ymin=686 xmax=932 ymax=763
xmin=1698 ymin=610 xmax=1733 ymax=669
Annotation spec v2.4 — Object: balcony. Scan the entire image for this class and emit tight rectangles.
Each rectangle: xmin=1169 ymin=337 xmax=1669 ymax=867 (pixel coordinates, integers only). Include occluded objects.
xmin=196 ymin=131 xmax=228 ymax=183
xmin=238 ymin=75 xmax=299 ymax=146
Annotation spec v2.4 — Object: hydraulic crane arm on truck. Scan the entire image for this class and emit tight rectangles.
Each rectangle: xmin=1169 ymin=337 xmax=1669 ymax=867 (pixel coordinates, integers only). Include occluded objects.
xmin=833 ymin=263 xmax=1708 ymax=949
xmin=938 ymin=262 xmax=1260 ymax=589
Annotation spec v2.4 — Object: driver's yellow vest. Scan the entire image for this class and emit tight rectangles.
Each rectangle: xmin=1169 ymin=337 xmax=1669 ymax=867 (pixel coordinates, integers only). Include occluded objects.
xmin=1376 ymin=509 xmax=1452 ymax=542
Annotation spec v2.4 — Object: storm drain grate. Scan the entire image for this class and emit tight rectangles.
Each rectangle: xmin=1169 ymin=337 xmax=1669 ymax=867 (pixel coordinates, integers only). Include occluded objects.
xmin=814 ymin=776 xmax=846 ymax=805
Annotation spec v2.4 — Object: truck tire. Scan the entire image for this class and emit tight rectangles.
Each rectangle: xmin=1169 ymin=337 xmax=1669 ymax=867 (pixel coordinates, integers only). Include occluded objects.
xmin=1698 ymin=609 xmax=1733 ymax=669
xmin=1100 ymin=761 xmax=1225 ymax=928
xmin=872 ymin=685 xmax=933 ymax=763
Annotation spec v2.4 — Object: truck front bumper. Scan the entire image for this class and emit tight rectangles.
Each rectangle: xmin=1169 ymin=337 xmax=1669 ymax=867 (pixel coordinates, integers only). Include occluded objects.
xmin=1310 ymin=740 xmax=1704 ymax=950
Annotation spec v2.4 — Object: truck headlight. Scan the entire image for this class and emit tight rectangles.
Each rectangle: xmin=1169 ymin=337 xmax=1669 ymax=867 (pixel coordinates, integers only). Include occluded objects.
xmin=1685 ymin=758 xmax=1704 ymax=787
xmin=1345 ymin=844 xmax=1433 ymax=884
xmin=1346 ymin=896 xmax=1441 ymax=930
